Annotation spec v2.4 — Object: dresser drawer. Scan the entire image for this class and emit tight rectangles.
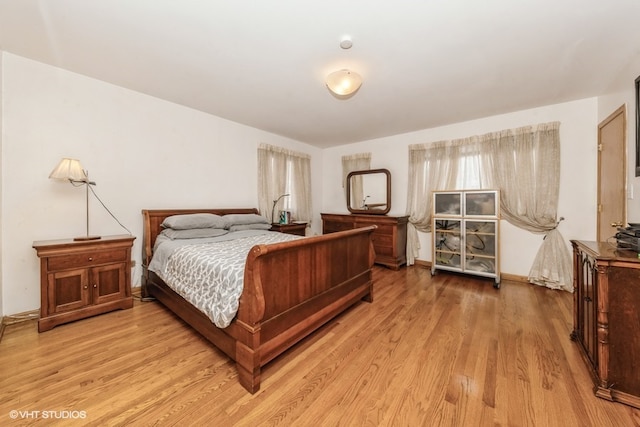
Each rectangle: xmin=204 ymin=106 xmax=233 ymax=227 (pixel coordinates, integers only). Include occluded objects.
xmin=373 ymin=243 xmax=393 ymax=257
xmin=323 ymin=220 xmax=354 ymax=233
xmin=372 ymin=233 xmax=393 ymax=249
xmin=47 ymin=249 xmax=129 ymax=271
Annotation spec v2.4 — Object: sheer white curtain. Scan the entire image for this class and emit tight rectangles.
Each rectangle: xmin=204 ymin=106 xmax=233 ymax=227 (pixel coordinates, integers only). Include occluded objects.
xmin=484 ymin=123 xmax=572 ymax=291
xmin=258 ymin=144 xmax=312 ymax=224
xmin=342 ymin=153 xmax=371 ymax=208
xmin=405 ymin=122 xmax=572 ymax=291
xmin=289 ymin=153 xmax=313 ymax=222
xmin=406 ymin=141 xmax=462 ymax=264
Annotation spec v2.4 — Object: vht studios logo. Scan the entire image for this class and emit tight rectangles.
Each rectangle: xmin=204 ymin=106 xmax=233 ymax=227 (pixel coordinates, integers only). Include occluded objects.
xmin=9 ymin=410 xmax=87 ymax=420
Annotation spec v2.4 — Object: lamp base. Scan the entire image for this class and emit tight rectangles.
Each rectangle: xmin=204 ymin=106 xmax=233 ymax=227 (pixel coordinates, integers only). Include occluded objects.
xmin=73 ymin=235 xmax=102 ymax=241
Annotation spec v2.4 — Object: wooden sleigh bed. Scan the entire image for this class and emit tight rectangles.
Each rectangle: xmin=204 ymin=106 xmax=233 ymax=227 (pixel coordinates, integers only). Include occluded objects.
xmin=141 ymin=208 xmax=376 ymax=393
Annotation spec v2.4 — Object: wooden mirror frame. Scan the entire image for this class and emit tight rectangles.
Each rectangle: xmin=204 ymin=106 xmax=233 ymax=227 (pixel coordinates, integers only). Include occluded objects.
xmin=346 ymin=168 xmax=391 ymax=215
xmin=635 ymin=74 xmax=640 ymax=177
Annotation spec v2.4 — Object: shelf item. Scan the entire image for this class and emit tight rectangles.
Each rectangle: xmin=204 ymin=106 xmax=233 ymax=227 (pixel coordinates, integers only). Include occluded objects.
xmin=33 ymin=235 xmax=135 ymax=332
xmin=570 ymin=240 xmax=640 ymax=409
xmin=321 ymin=213 xmax=408 ymax=270
xmin=431 ymin=190 xmax=500 ymax=287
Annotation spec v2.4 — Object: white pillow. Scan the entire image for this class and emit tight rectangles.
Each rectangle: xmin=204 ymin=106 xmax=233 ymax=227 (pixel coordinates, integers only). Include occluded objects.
xmin=161 ymin=213 xmax=227 ymax=230
xmin=228 ymin=223 xmax=272 ymax=232
xmin=223 ymin=214 xmax=269 ymax=228
xmin=160 ymin=227 xmax=229 ymax=239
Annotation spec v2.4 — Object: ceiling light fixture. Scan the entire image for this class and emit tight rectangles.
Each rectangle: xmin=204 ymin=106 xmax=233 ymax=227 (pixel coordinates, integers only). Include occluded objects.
xmin=326 ymin=69 xmax=362 ymax=97
xmin=326 ymin=36 xmax=362 ymax=98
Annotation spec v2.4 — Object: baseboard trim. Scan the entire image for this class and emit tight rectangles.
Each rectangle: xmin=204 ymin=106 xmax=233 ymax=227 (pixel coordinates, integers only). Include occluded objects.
xmin=500 ymin=273 xmax=530 ymax=284
xmin=2 ymin=309 xmax=40 ymax=325
xmin=410 ymin=260 xmax=529 ymax=284
xmin=413 ymin=259 xmax=432 ymax=269
xmin=0 ymin=309 xmax=40 ymax=344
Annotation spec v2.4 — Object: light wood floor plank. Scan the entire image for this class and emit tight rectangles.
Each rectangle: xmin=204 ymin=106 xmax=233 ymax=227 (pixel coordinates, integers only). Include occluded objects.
xmin=1 ymin=266 xmax=640 ymax=426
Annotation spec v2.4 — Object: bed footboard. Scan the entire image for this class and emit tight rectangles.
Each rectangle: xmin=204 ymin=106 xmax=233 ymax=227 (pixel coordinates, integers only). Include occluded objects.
xmin=233 ymin=226 xmax=376 ymax=392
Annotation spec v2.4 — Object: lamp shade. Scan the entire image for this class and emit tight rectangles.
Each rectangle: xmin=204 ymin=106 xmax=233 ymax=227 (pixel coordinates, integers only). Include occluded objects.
xmin=326 ymin=69 xmax=362 ymax=96
xmin=49 ymin=158 xmax=87 ymax=182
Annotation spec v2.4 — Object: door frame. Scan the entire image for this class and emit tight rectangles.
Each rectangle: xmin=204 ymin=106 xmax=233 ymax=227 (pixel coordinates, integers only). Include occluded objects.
xmin=597 ymin=104 xmax=627 ymax=242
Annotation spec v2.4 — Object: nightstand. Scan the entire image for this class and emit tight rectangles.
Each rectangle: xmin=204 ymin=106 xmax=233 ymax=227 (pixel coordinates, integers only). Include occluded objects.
xmin=32 ymin=235 xmax=135 ymax=332
xmin=270 ymin=222 xmax=307 ymax=236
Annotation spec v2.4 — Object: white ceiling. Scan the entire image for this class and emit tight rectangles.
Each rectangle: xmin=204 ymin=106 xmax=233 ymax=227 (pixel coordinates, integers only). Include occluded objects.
xmin=1 ymin=1 xmax=640 ymax=148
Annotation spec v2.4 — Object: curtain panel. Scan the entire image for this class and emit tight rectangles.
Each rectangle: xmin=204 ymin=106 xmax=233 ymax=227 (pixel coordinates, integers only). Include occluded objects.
xmin=405 ymin=122 xmax=572 ymax=291
xmin=342 ymin=153 xmax=371 ymax=208
xmin=258 ymin=143 xmax=312 ymax=224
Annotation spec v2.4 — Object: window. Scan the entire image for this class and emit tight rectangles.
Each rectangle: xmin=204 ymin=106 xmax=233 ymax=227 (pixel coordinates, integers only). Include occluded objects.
xmin=257 ymin=144 xmax=312 ymax=224
xmin=456 ymin=152 xmax=482 ymax=190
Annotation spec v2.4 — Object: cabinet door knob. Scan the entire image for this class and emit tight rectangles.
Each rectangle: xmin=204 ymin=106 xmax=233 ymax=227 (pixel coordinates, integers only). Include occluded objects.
xmin=93 ymin=284 xmax=97 ymax=288
xmin=83 ymin=285 xmax=88 ymax=289
xmin=88 ymin=257 xmax=93 ymax=261
xmin=584 ymin=296 xmax=592 ymax=302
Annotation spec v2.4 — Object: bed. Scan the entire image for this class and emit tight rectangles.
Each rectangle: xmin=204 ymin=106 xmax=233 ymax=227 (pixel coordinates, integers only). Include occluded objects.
xmin=141 ymin=208 xmax=376 ymax=393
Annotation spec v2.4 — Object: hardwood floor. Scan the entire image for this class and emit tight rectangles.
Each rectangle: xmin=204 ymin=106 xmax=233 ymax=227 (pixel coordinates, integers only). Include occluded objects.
xmin=1 ymin=266 xmax=639 ymax=426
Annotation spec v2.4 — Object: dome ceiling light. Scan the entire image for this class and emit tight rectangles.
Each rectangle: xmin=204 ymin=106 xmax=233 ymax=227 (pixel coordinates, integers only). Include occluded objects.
xmin=326 ymin=37 xmax=362 ymax=99
xmin=326 ymin=69 xmax=362 ymax=97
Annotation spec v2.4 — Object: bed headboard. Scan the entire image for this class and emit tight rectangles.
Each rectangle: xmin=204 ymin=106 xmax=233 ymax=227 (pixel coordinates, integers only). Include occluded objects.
xmin=141 ymin=208 xmax=260 ymax=267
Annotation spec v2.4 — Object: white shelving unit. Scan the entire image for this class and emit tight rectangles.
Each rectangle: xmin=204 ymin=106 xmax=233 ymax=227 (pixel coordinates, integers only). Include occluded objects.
xmin=431 ymin=190 xmax=501 ymax=288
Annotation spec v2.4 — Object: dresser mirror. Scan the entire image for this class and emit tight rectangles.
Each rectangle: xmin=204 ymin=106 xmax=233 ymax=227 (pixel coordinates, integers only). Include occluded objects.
xmin=346 ymin=168 xmax=391 ymax=214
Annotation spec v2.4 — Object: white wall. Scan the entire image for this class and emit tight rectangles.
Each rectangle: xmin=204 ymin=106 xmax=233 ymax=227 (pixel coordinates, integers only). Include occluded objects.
xmin=1 ymin=52 xmax=322 ymax=315
xmin=0 ymin=52 xmax=4 ymax=318
xmin=322 ymin=98 xmax=599 ymax=278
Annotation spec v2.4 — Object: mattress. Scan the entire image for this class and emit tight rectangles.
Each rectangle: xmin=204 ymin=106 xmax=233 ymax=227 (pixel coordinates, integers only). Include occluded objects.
xmin=149 ymin=230 xmax=300 ymax=327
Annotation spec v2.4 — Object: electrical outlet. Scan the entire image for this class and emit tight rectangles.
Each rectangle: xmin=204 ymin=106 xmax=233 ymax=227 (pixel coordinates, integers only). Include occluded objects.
xmin=628 ymin=186 xmax=634 ymax=200
xmin=131 ymin=260 xmax=136 ymax=267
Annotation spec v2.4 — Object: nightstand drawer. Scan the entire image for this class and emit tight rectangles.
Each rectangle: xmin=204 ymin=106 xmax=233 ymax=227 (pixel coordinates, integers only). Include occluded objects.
xmin=270 ymin=222 xmax=307 ymax=236
xmin=47 ymin=249 xmax=128 ymax=271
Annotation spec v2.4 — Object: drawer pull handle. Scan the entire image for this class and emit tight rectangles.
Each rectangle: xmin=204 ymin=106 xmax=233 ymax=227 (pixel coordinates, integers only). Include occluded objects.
xmin=88 ymin=257 xmax=93 ymax=261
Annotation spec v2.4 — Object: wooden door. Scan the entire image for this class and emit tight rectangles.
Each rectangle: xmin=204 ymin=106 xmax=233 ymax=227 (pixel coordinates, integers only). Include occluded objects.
xmin=597 ymin=105 xmax=627 ymax=242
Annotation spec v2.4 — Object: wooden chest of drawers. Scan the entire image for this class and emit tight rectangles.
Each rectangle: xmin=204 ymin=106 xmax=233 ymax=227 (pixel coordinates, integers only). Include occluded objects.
xmin=33 ymin=235 xmax=135 ymax=332
xmin=571 ymin=240 xmax=640 ymax=409
xmin=321 ymin=213 xmax=408 ymax=270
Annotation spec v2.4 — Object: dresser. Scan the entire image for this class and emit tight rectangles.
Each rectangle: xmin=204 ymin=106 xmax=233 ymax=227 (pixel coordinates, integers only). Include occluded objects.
xmin=570 ymin=240 xmax=640 ymax=409
xmin=33 ymin=235 xmax=135 ymax=332
xmin=321 ymin=213 xmax=408 ymax=269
